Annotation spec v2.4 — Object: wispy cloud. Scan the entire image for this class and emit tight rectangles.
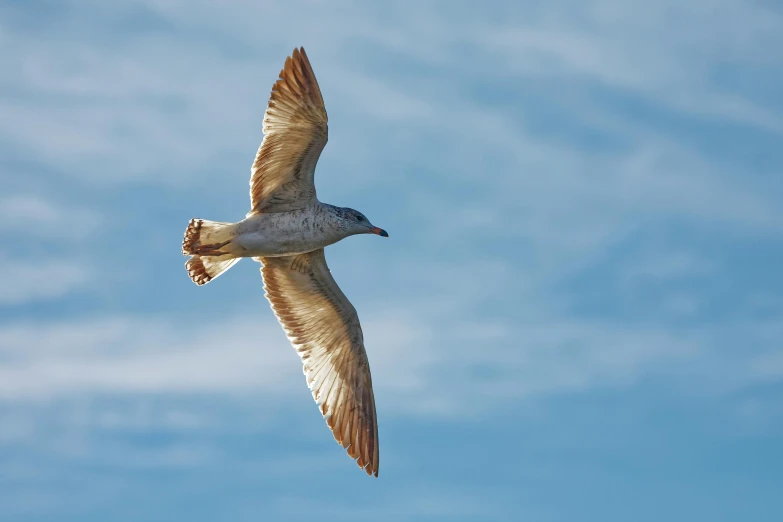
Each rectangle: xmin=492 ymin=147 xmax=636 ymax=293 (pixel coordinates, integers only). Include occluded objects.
xmin=0 ymin=316 xmax=299 ymax=399
xmin=1 ymin=305 xmax=757 ymax=421
xmin=0 ymin=194 xmax=100 ymax=240
xmin=0 ymin=257 xmax=90 ymax=306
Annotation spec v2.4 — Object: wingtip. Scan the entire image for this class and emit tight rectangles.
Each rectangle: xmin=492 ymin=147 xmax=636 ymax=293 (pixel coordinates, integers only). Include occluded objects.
xmin=367 ymin=464 xmax=379 ymax=478
xmin=358 ymin=450 xmax=379 ymax=478
xmin=292 ymin=46 xmax=311 ymax=64
xmin=291 ymin=46 xmax=306 ymax=61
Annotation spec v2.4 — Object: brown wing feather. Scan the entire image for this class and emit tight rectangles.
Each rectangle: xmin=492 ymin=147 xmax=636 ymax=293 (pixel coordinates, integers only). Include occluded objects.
xmin=248 ymin=47 xmax=328 ymax=215
xmin=260 ymin=250 xmax=380 ymax=477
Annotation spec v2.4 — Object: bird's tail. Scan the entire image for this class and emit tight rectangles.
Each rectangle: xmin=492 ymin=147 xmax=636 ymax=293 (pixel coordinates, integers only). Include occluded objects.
xmin=182 ymin=218 xmax=240 ymax=286
xmin=185 ymin=255 xmax=240 ymax=286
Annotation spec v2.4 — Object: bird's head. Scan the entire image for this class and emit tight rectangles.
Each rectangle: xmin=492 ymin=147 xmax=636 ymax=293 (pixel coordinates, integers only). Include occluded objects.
xmin=338 ymin=207 xmax=388 ymax=238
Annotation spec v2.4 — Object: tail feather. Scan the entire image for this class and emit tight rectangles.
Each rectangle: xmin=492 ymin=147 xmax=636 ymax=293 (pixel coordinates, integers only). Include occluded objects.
xmin=182 ymin=218 xmax=236 ymax=256
xmin=182 ymin=218 xmax=239 ymax=285
xmin=186 ymin=255 xmax=240 ymax=286
xmin=182 ymin=218 xmax=203 ymax=256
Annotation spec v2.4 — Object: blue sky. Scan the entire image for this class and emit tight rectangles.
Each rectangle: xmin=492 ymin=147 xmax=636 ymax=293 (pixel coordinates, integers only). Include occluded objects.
xmin=1 ymin=0 xmax=782 ymax=520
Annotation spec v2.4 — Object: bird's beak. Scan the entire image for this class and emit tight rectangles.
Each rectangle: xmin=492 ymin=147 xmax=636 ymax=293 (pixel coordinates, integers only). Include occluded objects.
xmin=370 ymin=227 xmax=389 ymax=237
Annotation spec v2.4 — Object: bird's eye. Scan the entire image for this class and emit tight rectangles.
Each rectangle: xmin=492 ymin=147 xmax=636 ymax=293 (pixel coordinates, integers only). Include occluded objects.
xmin=356 ymin=215 xmax=363 ymax=222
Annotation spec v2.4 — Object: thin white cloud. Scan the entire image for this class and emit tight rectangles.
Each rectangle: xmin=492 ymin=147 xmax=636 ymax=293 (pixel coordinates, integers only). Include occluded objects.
xmin=476 ymin=1 xmax=783 ymax=130
xmin=0 ymin=257 xmax=90 ymax=306
xmin=0 ymin=194 xmax=100 ymax=240
xmin=0 ymin=308 xmax=711 ymax=418
xmin=2 ymin=0 xmax=779 ymax=186
xmin=0 ymin=316 xmax=299 ymax=399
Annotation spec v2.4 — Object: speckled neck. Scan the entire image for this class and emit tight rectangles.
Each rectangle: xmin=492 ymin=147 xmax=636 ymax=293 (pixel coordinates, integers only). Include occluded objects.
xmin=318 ymin=203 xmax=353 ymax=233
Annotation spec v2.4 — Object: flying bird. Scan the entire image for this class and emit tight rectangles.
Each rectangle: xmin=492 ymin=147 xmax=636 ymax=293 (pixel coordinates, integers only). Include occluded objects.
xmin=181 ymin=47 xmax=387 ymax=477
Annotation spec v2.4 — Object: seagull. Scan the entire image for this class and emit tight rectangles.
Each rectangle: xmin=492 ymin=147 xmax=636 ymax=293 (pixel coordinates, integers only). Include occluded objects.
xmin=181 ymin=47 xmax=387 ymax=477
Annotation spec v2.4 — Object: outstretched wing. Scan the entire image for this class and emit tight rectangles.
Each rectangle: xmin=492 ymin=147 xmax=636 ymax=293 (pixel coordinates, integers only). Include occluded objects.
xmin=248 ymin=47 xmax=328 ymax=215
xmin=259 ymin=250 xmax=379 ymax=477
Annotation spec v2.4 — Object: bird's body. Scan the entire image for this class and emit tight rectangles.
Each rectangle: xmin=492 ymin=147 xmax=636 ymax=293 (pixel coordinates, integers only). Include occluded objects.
xmin=231 ymin=203 xmax=367 ymax=258
xmin=181 ymin=47 xmax=386 ymax=477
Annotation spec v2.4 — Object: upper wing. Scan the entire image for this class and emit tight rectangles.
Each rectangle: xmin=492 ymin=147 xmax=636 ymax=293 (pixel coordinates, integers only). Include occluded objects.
xmin=248 ymin=47 xmax=328 ymax=215
xmin=259 ymin=249 xmax=379 ymax=477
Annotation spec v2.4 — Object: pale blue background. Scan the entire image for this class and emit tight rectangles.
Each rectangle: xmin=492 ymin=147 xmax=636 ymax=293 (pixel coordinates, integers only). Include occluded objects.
xmin=1 ymin=1 xmax=782 ymax=521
